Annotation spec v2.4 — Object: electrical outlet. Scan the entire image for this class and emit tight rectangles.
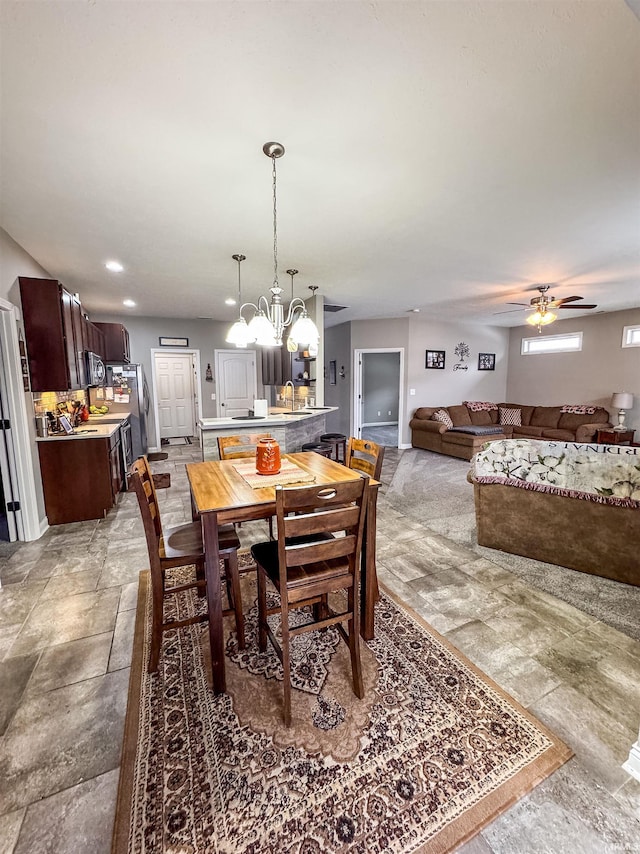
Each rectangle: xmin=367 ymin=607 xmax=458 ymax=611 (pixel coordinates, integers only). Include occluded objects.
xmin=377 ymin=411 xmax=381 ymax=416
xmin=388 ymin=410 xmax=392 ymax=415
xmin=410 ymin=388 xmax=416 ymax=396
xmin=211 ymin=393 xmax=215 ymax=400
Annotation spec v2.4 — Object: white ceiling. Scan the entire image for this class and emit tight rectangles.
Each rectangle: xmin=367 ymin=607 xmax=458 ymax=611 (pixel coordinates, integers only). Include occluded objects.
xmin=1 ymin=1 xmax=639 ymax=329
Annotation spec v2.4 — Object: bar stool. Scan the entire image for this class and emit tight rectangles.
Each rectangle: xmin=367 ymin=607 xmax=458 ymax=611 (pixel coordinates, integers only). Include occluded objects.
xmin=301 ymin=442 xmax=333 ymax=458
xmin=319 ymin=432 xmax=347 ymax=464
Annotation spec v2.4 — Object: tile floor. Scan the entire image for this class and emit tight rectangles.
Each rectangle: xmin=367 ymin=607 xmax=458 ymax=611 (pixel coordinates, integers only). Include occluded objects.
xmin=0 ymin=443 xmax=639 ymax=853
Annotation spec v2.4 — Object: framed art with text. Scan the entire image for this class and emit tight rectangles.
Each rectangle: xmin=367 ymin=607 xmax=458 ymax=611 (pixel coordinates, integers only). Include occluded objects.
xmin=159 ymin=337 xmax=189 ymax=347
xmin=425 ymin=350 xmax=445 ymax=369
xmin=478 ymin=352 xmax=495 ymax=371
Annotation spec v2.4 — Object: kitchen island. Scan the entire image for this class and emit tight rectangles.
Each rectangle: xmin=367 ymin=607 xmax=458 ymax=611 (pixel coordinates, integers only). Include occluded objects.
xmin=199 ymin=407 xmax=338 ymax=461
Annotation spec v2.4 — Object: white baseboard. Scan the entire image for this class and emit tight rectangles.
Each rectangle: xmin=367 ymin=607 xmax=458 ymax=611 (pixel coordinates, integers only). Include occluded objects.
xmin=362 ymin=421 xmax=398 ymax=427
xmin=399 ymin=443 xmax=412 ymax=450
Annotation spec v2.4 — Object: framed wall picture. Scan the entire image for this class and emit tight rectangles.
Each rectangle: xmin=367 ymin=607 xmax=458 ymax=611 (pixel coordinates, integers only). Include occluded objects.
xmin=425 ymin=349 xmax=445 ymax=369
xmin=329 ymin=360 xmax=337 ymax=385
xmin=478 ymin=352 xmax=495 ymax=371
xmin=159 ymin=336 xmax=189 ymax=347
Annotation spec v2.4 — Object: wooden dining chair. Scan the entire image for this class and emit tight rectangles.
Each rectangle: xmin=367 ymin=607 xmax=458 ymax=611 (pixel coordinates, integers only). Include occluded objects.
xmin=217 ymin=433 xmax=273 ymax=460
xmin=251 ymin=477 xmax=369 ymax=726
xmin=218 ymin=433 xmax=275 ymax=539
xmin=345 ymin=437 xmax=385 ymax=481
xmin=130 ymin=456 xmax=245 ymax=672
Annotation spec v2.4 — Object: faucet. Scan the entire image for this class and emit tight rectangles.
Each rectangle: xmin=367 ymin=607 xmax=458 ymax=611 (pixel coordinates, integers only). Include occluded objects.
xmin=284 ymin=381 xmax=295 ymax=411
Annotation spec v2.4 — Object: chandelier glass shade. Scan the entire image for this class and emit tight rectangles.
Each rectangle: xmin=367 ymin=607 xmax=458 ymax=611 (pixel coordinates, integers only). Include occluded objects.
xmin=226 ymin=142 xmax=320 ymax=349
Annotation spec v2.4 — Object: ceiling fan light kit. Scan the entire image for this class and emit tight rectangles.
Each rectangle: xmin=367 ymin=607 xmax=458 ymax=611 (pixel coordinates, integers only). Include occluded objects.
xmin=505 ymin=284 xmax=598 ymax=332
xmin=225 ymin=143 xmax=320 ymax=350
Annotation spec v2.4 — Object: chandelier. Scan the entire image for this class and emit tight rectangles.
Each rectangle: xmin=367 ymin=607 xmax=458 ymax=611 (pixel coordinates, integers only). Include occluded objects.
xmin=225 ymin=142 xmax=320 ymax=349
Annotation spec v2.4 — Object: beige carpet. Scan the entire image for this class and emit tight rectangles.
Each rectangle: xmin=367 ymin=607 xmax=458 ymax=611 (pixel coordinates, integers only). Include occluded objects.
xmin=113 ymin=567 xmax=572 ymax=853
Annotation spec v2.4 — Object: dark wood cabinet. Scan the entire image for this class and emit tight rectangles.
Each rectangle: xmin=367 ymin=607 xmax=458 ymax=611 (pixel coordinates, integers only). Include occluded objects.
xmin=37 ymin=430 xmax=122 ymax=524
xmin=261 ymin=348 xmax=292 ymax=386
xmin=95 ymin=322 xmax=130 ymax=362
xmin=19 ymin=277 xmax=87 ymax=392
xmin=83 ymin=317 xmax=106 ymax=360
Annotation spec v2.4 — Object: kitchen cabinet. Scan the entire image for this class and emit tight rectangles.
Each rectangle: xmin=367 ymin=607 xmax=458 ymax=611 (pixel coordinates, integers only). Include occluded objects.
xmin=95 ymin=322 xmax=130 ymax=363
xmin=84 ymin=318 xmax=106 ymax=360
xmin=261 ymin=347 xmax=292 ymax=386
xmin=19 ymin=277 xmax=87 ymax=391
xmin=37 ymin=430 xmax=123 ymax=524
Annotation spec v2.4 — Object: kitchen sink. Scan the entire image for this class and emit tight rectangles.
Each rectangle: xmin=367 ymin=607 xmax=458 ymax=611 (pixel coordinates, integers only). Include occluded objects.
xmin=278 ymin=410 xmax=312 ymax=415
xmin=306 ymin=406 xmax=331 ymax=410
xmin=231 ymin=415 xmax=266 ymax=420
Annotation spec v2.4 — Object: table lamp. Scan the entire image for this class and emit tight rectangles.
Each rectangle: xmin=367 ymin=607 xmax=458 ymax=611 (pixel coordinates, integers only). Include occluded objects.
xmin=610 ymin=392 xmax=634 ymax=431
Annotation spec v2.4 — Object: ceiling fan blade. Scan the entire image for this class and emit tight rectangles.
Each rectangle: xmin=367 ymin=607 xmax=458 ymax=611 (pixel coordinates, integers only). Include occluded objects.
xmin=554 ymin=296 xmax=583 ymax=305
xmin=493 ymin=308 xmax=527 ymax=315
xmin=556 ymin=304 xmax=598 ymax=310
xmin=506 ymin=302 xmax=529 ymax=307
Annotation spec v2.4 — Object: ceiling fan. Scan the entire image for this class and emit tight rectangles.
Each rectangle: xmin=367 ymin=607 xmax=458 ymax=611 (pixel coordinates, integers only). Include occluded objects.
xmin=500 ymin=285 xmax=598 ymax=332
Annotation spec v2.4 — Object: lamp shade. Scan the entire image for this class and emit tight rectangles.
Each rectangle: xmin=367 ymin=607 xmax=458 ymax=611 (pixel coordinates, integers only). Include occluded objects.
xmin=611 ymin=392 xmax=634 ymax=410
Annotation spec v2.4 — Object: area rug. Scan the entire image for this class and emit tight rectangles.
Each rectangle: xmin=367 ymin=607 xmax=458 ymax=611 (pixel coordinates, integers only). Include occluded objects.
xmin=146 ymin=452 xmax=169 ymax=462
xmin=113 ymin=568 xmax=572 ymax=854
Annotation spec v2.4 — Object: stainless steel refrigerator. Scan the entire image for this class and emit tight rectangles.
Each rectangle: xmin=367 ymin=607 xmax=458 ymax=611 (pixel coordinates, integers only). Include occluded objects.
xmin=89 ymin=363 xmax=149 ymax=460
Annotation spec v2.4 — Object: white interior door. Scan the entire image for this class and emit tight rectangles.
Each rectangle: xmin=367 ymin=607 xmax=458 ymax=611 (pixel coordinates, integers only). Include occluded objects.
xmin=154 ymin=352 xmax=196 ymax=439
xmin=215 ymin=350 xmax=257 ymax=417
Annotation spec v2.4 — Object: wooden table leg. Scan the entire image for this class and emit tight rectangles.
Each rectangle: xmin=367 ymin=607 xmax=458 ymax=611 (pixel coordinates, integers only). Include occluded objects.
xmin=200 ymin=510 xmax=226 ymax=694
xmin=360 ymin=483 xmax=379 ymax=641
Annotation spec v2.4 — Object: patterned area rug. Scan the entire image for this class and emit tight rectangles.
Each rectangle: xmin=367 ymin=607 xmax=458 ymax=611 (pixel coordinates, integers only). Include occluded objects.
xmin=113 ymin=564 xmax=572 ymax=854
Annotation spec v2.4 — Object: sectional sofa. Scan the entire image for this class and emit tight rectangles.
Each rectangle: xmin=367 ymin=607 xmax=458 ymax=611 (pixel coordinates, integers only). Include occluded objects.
xmin=410 ymin=402 xmax=610 ymax=461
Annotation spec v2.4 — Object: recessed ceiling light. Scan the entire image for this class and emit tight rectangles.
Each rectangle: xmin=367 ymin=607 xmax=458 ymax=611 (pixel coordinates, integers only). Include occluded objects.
xmin=105 ymin=260 xmax=124 ymax=273
xmin=225 ymin=298 xmax=236 ymax=306
xmin=123 ymin=299 xmax=136 ymax=307
xmin=408 ymin=308 xmax=420 ymax=313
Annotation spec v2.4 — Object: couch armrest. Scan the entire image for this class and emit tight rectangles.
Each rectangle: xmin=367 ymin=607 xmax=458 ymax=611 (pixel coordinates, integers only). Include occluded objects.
xmin=410 ymin=418 xmax=447 ymax=435
xmin=576 ymin=422 xmax=613 ymax=443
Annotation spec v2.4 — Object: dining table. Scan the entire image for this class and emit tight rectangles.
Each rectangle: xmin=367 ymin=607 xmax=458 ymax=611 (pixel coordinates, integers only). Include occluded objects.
xmin=186 ymin=451 xmax=380 ymax=694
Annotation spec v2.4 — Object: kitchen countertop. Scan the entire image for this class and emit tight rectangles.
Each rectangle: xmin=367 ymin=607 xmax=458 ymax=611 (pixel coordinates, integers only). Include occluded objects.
xmin=36 ymin=422 xmax=122 ymax=442
xmin=87 ymin=411 xmax=131 ymax=424
xmin=199 ymin=407 xmax=337 ymax=429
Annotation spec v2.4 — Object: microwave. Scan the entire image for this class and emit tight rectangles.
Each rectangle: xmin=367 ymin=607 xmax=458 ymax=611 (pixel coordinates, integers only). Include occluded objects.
xmin=85 ymin=351 xmax=106 ymax=386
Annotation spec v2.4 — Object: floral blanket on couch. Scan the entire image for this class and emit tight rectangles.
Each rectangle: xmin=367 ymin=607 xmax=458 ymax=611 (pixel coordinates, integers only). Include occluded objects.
xmin=471 ymin=439 xmax=640 ymax=508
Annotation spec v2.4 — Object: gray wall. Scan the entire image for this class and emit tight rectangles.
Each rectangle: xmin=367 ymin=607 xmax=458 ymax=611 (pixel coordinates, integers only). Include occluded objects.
xmin=507 ymin=308 xmax=640 ymax=434
xmin=363 ymin=352 xmax=400 ymax=424
xmin=350 ymin=316 xmax=510 ymax=445
xmin=323 ymin=322 xmax=352 ymax=435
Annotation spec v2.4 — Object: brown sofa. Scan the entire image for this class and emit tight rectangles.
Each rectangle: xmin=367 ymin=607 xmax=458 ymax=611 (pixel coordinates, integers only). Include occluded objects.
xmin=410 ymin=403 xmax=610 ymax=461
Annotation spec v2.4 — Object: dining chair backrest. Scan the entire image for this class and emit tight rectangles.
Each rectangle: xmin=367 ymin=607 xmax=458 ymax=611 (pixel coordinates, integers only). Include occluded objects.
xmin=345 ymin=437 xmax=384 ymax=481
xmin=274 ymin=478 xmax=368 ymax=590
xmin=218 ymin=433 xmax=273 ymax=460
xmin=130 ymin=456 xmax=164 ymax=572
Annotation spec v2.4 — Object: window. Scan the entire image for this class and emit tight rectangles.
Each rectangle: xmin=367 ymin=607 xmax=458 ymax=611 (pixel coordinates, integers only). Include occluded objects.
xmin=622 ymin=325 xmax=640 ymax=348
xmin=521 ymin=332 xmax=583 ymax=355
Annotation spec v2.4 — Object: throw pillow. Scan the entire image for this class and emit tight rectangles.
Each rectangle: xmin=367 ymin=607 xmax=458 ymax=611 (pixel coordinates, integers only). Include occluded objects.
xmin=560 ymin=405 xmax=596 ymax=414
xmin=432 ymin=409 xmax=453 ymax=429
xmin=463 ymin=401 xmax=498 ymax=412
xmin=499 ymin=407 xmax=522 ymax=426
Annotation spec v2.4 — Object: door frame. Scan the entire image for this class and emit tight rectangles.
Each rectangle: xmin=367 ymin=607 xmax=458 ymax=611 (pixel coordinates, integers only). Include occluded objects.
xmin=214 ymin=349 xmax=258 ymax=418
xmin=150 ymin=348 xmax=201 ymax=450
xmin=353 ymin=348 xmax=405 ymax=448
xmin=0 ymin=298 xmax=45 ymax=540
